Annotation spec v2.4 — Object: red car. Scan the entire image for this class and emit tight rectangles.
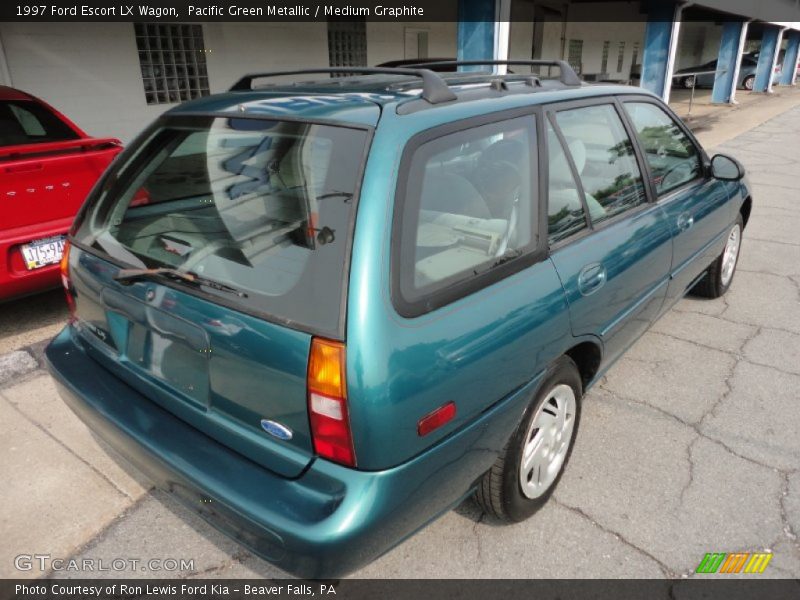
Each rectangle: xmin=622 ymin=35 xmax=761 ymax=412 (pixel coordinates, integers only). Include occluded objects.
xmin=1 ymin=86 xmax=122 ymax=300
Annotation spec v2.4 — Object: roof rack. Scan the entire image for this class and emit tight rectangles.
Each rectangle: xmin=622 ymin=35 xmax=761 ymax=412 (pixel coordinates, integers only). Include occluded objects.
xmin=228 ymin=67 xmax=457 ymax=104
xmin=404 ymin=60 xmax=583 ymax=86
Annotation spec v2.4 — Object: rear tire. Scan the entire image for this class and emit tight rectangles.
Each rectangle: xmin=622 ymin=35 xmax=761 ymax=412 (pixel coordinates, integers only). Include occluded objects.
xmin=475 ymin=356 xmax=582 ymax=522
xmin=692 ymin=214 xmax=743 ymax=299
xmin=743 ymin=75 xmax=755 ymax=91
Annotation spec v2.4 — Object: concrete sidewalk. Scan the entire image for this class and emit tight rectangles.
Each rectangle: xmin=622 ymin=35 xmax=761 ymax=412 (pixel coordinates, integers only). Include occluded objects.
xmin=1 ymin=89 xmax=799 ymax=580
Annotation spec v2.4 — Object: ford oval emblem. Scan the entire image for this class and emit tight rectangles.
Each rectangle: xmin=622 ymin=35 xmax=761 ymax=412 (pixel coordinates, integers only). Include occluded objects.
xmin=260 ymin=419 xmax=293 ymax=441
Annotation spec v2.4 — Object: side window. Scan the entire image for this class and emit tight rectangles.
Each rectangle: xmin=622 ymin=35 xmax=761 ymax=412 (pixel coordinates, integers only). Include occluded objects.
xmin=546 ymin=121 xmax=588 ymax=244
xmin=397 ymin=116 xmax=538 ymax=304
xmin=624 ymin=102 xmax=702 ymax=196
xmin=554 ymin=104 xmax=647 ymax=225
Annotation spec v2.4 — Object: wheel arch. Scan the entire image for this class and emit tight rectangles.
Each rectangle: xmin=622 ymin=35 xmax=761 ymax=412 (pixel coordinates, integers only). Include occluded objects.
xmin=564 ymin=341 xmax=603 ymax=390
xmin=740 ymin=196 xmax=752 ymax=229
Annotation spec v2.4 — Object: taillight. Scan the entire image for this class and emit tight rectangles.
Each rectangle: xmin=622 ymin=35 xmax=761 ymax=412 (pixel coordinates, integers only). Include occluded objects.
xmin=307 ymin=337 xmax=356 ymax=467
xmin=60 ymin=241 xmax=76 ymax=318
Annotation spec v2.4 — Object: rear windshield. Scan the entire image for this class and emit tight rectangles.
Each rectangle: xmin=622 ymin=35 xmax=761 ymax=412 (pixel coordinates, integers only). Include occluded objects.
xmin=0 ymin=100 xmax=79 ymax=147
xmin=74 ymin=115 xmax=369 ymax=338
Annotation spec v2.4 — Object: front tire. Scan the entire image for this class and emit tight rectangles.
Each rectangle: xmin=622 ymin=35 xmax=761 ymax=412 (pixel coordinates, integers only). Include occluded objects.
xmin=693 ymin=214 xmax=743 ymax=299
xmin=743 ymin=75 xmax=755 ymax=91
xmin=475 ymin=356 xmax=582 ymax=522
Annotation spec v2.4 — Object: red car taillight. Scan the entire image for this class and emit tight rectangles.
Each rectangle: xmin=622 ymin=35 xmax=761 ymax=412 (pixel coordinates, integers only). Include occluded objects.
xmin=59 ymin=241 xmax=76 ymax=319
xmin=307 ymin=337 xmax=356 ymax=467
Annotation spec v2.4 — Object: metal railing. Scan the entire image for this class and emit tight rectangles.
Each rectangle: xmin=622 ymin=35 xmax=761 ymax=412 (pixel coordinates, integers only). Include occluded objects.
xmin=671 ymin=68 xmax=728 ymax=116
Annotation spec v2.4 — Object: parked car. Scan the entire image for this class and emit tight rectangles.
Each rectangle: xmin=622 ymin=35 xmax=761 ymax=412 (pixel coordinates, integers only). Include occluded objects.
xmin=46 ymin=61 xmax=751 ymax=578
xmin=0 ymin=86 xmax=121 ymax=300
xmin=773 ymin=51 xmax=800 ymax=84
xmin=673 ymin=55 xmax=761 ymax=90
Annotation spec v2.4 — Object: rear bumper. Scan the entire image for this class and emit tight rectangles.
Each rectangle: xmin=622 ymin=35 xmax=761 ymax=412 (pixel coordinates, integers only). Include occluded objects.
xmin=0 ymin=218 xmax=71 ymax=300
xmin=45 ymin=325 xmax=533 ymax=578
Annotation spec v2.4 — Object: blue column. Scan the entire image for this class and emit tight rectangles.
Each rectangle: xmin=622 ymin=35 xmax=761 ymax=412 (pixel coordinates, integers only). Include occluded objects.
xmin=711 ymin=21 xmax=747 ymax=104
xmin=457 ymin=0 xmax=496 ymax=71
xmin=754 ymin=26 xmax=781 ymax=92
xmin=640 ymin=2 xmax=680 ymax=100
xmin=779 ymin=31 xmax=800 ymax=86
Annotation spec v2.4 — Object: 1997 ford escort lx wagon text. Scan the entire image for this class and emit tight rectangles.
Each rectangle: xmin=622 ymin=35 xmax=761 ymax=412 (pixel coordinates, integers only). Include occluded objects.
xmin=46 ymin=61 xmax=752 ymax=577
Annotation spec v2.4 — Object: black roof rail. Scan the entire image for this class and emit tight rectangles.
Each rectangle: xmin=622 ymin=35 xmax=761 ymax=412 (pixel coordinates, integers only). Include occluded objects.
xmin=229 ymin=67 xmax=457 ymax=104
xmin=404 ymin=60 xmax=583 ymax=86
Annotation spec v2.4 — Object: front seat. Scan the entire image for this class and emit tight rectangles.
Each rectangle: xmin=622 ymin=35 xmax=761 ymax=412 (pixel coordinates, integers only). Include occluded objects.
xmin=472 ymin=139 xmax=526 ymax=219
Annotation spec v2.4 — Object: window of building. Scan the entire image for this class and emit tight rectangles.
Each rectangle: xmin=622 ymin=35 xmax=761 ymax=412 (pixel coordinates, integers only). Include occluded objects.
xmin=617 ymin=41 xmax=626 ymax=72
xmin=404 ymin=27 xmax=429 ymax=60
xmin=631 ymin=41 xmax=641 ymax=71
xmin=554 ymin=104 xmax=647 ymax=225
xmin=327 ymin=19 xmax=367 ymax=72
xmin=624 ymin=102 xmax=702 ymax=195
xmin=600 ymin=41 xmax=610 ymax=74
xmin=567 ymin=39 xmax=584 ymax=74
xmin=134 ymin=24 xmax=209 ymax=105
xmin=397 ymin=116 xmax=538 ymax=305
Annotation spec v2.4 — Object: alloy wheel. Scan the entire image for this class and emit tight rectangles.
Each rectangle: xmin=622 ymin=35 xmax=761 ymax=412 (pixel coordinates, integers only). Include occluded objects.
xmin=721 ymin=223 xmax=741 ymax=287
xmin=519 ymin=384 xmax=577 ymax=499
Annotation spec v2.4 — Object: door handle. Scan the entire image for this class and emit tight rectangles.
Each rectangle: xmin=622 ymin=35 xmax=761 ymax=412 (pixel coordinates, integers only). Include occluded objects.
xmin=578 ymin=262 xmax=607 ymax=296
xmin=677 ymin=213 xmax=694 ymax=231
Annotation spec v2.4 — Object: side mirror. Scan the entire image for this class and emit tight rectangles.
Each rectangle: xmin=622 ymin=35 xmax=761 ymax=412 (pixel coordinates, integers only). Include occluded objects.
xmin=710 ymin=154 xmax=745 ymax=181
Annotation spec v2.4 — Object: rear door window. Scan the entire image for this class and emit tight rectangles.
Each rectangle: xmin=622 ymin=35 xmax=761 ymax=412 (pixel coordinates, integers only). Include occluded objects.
xmin=546 ymin=120 xmax=588 ymax=244
xmin=553 ymin=104 xmax=647 ymax=225
xmin=623 ymin=101 xmax=702 ymax=196
xmin=395 ymin=115 xmax=539 ymax=309
xmin=74 ymin=115 xmax=369 ymax=338
xmin=0 ymin=100 xmax=79 ymax=147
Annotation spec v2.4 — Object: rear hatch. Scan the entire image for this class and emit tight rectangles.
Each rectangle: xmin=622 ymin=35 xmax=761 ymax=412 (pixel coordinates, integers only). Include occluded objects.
xmin=68 ymin=114 xmax=369 ymax=477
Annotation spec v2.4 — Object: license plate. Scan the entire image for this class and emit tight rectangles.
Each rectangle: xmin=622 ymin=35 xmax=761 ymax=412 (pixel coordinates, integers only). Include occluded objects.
xmin=21 ymin=236 xmax=66 ymax=270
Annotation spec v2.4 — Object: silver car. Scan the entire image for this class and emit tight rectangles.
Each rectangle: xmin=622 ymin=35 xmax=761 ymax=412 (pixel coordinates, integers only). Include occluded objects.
xmin=674 ymin=55 xmax=759 ymax=90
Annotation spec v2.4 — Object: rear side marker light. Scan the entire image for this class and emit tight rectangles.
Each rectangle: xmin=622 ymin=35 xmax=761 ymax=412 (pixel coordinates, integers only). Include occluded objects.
xmin=307 ymin=338 xmax=356 ymax=467
xmin=417 ymin=401 xmax=457 ymax=437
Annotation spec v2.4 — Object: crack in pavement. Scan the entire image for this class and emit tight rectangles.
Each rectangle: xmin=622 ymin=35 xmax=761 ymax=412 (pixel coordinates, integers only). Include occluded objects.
xmin=672 ymin=305 xmax=800 ymax=337
xmin=471 ymin=512 xmax=486 ymax=566
xmin=778 ymin=472 xmax=800 ymax=558
xmin=43 ymin=492 xmax=153 ymax=579
xmin=552 ymin=499 xmax=678 ymax=578
xmin=696 ymin=325 xmax=760 ymax=428
xmin=0 ymin=387 xmax=140 ymax=503
xmin=595 ymin=383 xmax=782 ymax=473
xmin=182 ymin=550 xmax=252 ymax=579
xmin=678 ymin=435 xmax=701 ymax=509
xmin=741 ymin=237 xmax=800 ymax=248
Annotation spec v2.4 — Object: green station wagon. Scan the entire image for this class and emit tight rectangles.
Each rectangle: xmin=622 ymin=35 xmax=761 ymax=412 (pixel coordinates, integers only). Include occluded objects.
xmin=46 ymin=60 xmax=752 ymax=577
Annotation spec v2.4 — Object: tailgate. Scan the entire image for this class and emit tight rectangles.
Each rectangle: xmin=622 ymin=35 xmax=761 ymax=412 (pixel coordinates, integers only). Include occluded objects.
xmin=0 ymin=139 xmax=120 ymax=231
xmin=69 ymin=246 xmax=315 ymax=478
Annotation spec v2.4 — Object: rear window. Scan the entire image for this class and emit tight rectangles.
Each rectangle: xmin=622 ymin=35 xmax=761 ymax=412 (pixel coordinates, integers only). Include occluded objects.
xmin=0 ymin=100 xmax=79 ymax=147
xmin=74 ymin=115 xmax=369 ymax=338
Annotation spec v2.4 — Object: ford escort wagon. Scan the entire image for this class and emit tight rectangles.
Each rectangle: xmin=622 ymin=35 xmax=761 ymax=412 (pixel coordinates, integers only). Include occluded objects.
xmin=46 ymin=61 xmax=751 ymax=577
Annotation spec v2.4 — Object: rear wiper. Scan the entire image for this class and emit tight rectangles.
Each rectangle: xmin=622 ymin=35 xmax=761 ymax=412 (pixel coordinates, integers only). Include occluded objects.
xmin=114 ymin=268 xmax=248 ymax=298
